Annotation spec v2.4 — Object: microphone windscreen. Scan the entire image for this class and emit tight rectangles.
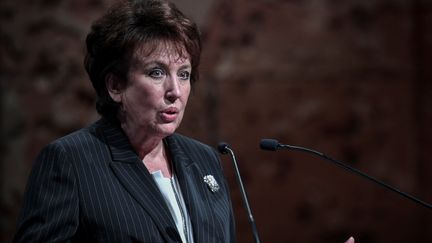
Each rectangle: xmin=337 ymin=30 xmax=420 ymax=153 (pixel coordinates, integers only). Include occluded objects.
xmin=260 ymin=139 xmax=279 ymax=151
xmin=217 ymin=142 xmax=230 ymax=154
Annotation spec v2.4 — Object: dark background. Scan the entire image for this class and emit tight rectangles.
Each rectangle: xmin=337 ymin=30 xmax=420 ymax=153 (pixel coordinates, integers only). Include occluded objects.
xmin=1 ymin=0 xmax=432 ymax=242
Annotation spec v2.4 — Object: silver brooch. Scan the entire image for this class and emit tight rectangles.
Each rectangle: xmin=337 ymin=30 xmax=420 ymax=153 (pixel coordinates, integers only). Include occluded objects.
xmin=203 ymin=175 xmax=220 ymax=193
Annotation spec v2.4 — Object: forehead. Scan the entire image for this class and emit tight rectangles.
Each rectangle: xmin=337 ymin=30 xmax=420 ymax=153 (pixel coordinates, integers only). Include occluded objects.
xmin=131 ymin=41 xmax=191 ymax=66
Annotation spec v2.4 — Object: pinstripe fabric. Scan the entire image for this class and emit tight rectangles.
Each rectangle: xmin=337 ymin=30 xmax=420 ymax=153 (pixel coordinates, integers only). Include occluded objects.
xmin=14 ymin=118 xmax=236 ymax=243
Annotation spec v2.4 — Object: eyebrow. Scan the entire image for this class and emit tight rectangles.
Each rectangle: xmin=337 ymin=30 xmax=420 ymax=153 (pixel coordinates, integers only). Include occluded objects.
xmin=141 ymin=60 xmax=191 ymax=70
xmin=178 ymin=63 xmax=192 ymax=70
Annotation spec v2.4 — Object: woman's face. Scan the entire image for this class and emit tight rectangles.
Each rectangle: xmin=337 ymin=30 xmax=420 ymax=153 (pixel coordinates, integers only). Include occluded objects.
xmin=109 ymin=43 xmax=192 ymax=138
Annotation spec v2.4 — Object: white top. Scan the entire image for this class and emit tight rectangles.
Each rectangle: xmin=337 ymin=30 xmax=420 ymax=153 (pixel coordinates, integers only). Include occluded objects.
xmin=151 ymin=170 xmax=194 ymax=243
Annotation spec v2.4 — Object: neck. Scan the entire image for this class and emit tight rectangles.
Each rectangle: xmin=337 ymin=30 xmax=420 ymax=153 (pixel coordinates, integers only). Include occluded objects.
xmin=120 ymin=122 xmax=164 ymax=160
xmin=122 ymin=123 xmax=172 ymax=177
xmin=117 ymin=115 xmax=174 ymax=178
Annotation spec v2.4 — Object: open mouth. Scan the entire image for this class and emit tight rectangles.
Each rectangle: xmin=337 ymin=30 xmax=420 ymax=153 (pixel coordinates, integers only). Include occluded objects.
xmin=163 ymin=107 xmax=178 ymax=114
xmin=160 ymin=107 xmax=179 ymax=122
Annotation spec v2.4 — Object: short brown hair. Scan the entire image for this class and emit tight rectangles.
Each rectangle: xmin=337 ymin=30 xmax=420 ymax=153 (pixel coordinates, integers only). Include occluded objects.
xmin=84 ymin=0 xmax=201 ymax=121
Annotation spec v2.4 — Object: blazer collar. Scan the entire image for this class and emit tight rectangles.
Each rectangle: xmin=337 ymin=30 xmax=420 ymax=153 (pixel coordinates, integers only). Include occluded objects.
xmin=99 ymin=119 xmax=195 ymax=168
xmin=164 ymin=135 xmax=216 ymax=242
xmin=97 ymin=119 xmax=215 ymax=242
xmin=98 ymin=118 xmax=139 ymax=164
xmin=96 ymin=118 xmax=182 ymax=242
xmin=164 ymin=135 xmax=195 ymax=168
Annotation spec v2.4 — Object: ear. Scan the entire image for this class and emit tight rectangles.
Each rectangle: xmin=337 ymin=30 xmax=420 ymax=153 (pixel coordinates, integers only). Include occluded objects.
xmin=106 ymin=73 xmax=123 ymax=103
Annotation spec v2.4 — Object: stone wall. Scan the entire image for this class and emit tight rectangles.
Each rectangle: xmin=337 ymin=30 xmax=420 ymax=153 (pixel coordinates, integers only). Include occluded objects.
xmin=1 ymin=0 xmax=431 ymax=242
xmin=193 ymin=0 xmax=432 ymax=242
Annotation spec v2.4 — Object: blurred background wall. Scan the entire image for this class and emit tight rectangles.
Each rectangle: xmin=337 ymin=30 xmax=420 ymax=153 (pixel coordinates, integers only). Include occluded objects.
xmin=1 ymin=0 xmax=431 ymax=242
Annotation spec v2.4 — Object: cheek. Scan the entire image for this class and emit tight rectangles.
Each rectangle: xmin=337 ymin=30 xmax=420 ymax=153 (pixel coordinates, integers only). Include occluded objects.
xmin=182 ymin=84 xmax=191 ymax=100
xmin=130 ymin=84 xmax=162 ymax=105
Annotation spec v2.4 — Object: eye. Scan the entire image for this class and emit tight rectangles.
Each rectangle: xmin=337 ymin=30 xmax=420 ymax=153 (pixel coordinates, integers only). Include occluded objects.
xmin=178 ymin=70 xmax=191 ymax=80
xmin=148 ymin=68 xmax=165 ymax=79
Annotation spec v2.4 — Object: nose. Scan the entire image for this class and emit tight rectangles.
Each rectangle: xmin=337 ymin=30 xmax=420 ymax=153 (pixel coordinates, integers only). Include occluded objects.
xmin=165 ymin=76 xmax=181 ymax=103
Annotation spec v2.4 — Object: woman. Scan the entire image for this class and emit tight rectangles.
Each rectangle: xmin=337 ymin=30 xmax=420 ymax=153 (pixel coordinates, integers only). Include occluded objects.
xmin=14 ymin=0 xmax=235 ymax=242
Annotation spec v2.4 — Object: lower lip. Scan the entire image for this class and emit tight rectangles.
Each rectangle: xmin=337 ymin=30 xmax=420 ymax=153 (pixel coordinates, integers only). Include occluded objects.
xmin=160 ymin=112 xmax=178 ymax=122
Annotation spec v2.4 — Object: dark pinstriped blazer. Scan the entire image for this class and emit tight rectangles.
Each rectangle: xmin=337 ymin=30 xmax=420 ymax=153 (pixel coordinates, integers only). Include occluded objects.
xmin=14 ymin=118 xmax=235 ymax=242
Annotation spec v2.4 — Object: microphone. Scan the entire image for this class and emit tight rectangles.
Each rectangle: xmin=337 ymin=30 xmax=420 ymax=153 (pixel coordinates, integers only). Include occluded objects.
xmin=218 ymin=142 xmax=261 ymax=243
xmin=260 ymin=139 xmax=280 ymax=151
xmin=260 ymin=139 xmax=432 ymax=210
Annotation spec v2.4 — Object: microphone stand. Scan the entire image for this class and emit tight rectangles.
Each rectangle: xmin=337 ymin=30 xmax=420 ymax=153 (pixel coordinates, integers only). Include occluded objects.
xmin=260 ymin=139 xmax=432 ymax=210
xmin=218 ymin=143 xmax=261 ymax=243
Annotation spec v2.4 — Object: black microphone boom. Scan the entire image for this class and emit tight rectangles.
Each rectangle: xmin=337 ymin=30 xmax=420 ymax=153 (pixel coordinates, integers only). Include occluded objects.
xmin=218 ymin=142 xmax=261 ymax=243
xmin=260 ymin=139 xmax=432 ymax=210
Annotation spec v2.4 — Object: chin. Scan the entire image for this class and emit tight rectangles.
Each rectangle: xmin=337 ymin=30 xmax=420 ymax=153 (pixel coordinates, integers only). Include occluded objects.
xmin=157 ymin=124 xmax=179 ymax=137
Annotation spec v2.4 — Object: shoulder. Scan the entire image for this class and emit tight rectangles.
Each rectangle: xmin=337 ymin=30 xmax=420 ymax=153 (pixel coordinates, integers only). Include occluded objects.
xmin=31 ymin=119 xmax=112 ymax=174
xmin=42 ymin=119 xmax=105 ymax=155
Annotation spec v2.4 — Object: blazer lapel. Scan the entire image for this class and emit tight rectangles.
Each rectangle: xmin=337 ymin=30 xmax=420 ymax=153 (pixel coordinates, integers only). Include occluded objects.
xmin=164 ymin=135 xmax=216 ymax=242
xmin=98 ymin=119 xmax=181 ymax=242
